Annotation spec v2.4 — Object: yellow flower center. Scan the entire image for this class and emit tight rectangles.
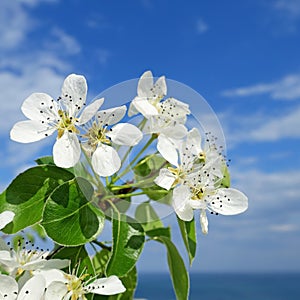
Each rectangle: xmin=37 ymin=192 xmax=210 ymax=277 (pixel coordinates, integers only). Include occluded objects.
xmin=191 ymin=187 xmax=205 ymax=200
xmin=65 ymin=274 xmax=89 ymax=300
xmin=57 ymin=110 xmax=79 ymax=138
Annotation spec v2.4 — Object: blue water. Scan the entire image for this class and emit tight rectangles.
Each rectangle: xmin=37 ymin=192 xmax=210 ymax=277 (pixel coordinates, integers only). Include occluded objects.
xmin=134 ymin=273 xmax=300 ymax=300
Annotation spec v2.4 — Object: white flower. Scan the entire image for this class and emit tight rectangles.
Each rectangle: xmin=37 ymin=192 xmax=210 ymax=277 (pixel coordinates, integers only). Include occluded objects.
xmin=172 ymin=171 xmax=248 ymax=234
xmin=129 ymin=70 xmax=190 ymax=122
xmin=0 ymin=244 xmax=69 ymax=276
xmin=82 ymin=105 xmax=143 ymax=177
xmin=154 ymin=128 xmax=204 ymax=190
xmin=0 ymin=211 xmax=15 ymax=230
xmin=0 ymin=274 xmax=48 ymax=300
xmin=40 ymin=269 xmax=126 ymax=300
xmin=128 ymin=70 xmax=167 ymax=117
xmin=10 ymin=74 xmax=104 ymax=168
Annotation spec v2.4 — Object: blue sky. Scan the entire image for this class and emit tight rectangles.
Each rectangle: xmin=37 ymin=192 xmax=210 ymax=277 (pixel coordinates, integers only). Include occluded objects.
xmin=1 ymin=0 xmax=300 ymax=273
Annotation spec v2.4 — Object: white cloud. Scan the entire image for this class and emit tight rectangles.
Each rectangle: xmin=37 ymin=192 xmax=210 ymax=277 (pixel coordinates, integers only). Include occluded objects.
xmin=249 ymin=106 xmax=300 ymax=140
xmin=0 ymin=1 xmax=34 ymax=50
xmin=269 ymin=224 xmax=299 ymax=232
xmin=48 ymin=28 xmax=81 ymax=55
xmin=273 ymin=0 xmax=300 ymax=19
xmin=196 ymin=18 xmax=209 ymax=34
xmin=222 ymin=74 xmax=300 ymax=100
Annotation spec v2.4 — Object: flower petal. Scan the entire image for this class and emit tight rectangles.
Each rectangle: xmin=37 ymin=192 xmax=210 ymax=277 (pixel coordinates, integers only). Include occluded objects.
xmin=137 ymin=70 xmax=154 ymax=97
xmin=18 ymin=275 xmax=46 ymax=299
xmin=200 ymin=209 xmax=208 ymax=235
xmin=92 ymin=144 xmax=121 ymax=177
xmin=95 ymin=105 xmax=126 ymax=126
xmin=209 ymin=188 xmax=248 ymax=215
xmin=34 ymin=269 xmax=67 ymax=286
xmin=10 ymin=120 xmax=55 ymax=143
xmin=78 ymin=98 xmax=104 ymax=125
xmin=154 ymin=168 xmax=176 ymax=190
xmin=157 ymin=134 xmax=179 ymax=167
xmin=61 ymin=74 xmax=87 ymax=116
xmin=0 ymin=274 xmax=18 ymax=300
xmin=153 ymin=75 xmax=167 ymax=98
xmin=130 ymin=98 xmax=158 ymax=118
xmin=44 ymin=281 xmax=68 ymax=300
xmin=53 ymin=132 xmax=81 ymax=168
xmin=160 ymin=97 xmax=190 ymax=123
xmin=185 ymin=128 xmax=202 ymax=156
xmin=0 ymin=250 xmax=19 ymax=269
xmin=172 ymin=185 xmax=194 ymax=221
xmin=107 ymin=123 xmax=143 ymax=146
xmin=21 ymin=93 xmax=59 ymax=122
xmin=86 ymin=275 xmax=126 ymax=296
xmin=0 ymin=211 xmax=15 ymax=230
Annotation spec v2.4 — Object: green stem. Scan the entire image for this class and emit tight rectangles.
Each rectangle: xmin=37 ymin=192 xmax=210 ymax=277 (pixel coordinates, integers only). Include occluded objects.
xmin=92 ymin=240 xmax=112 ymax=251
xmin=102 ymin=191 xmax=145 ymax=200
xmin=111 ymin=135 xmax=156 ymax=184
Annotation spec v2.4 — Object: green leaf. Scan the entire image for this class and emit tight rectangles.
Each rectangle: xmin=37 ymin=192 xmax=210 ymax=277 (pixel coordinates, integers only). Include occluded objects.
xmin=0 ymin=165 xmax=74 ymax=233
xmin=92 ymin=248 xmax=111 ymax=275
xmin=220 ymin=164 xmax=231 ymax=188
xmin=135 ymin=202 xmax=163 ymax=231
xmin=155 ymin=236 xmax=189 ymax=300
xmin=133 ymin=154 xmax=168 ymax=186
xmin=35 ymin=156 xmax=55 ymax=165
xmin=42 ymin=177 xmax=105 ymax=246
xmin=146 ymin=227 xmax=171 ymax=239
xmin=106 ymin=213 xmax=145 ymax=277
xmin=52 ymin=245 xmax=95 ymax=275
xmin=177 ymin=217 xmax=197 ymax=265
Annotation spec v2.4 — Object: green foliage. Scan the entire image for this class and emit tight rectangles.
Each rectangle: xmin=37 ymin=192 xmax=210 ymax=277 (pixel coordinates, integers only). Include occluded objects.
xmin=177 ymin=217 xmax=197 ymax=265
xmin=106 ymin=213 xmax=145 ymax=277
xmin=220 ymin=163 xmax=231 ymax=188
xmin=42 ymin=177 xmax=105 ymax=246
xmin=155 ymin=236 xmax=190 ymax=300
xmin=0 ymin=165 xmax=74 ymax=233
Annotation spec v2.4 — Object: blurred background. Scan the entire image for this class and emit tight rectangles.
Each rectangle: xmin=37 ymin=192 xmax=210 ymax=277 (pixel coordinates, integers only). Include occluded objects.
xmin=0 ymin=0 xmax=299 ymax=298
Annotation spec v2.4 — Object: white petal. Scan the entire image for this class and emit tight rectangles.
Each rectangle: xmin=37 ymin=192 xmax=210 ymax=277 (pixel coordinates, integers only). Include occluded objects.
xmin=137 ymin=70 xmax=154 ymax=97
xmin=78 ymin=98 xmax=104 ymax=124
xmin=161 ymin=124 xmax=187 ymax=140
xmin=21 ymin=93 xmax=59 ymax=122
xmin=24 ymin=258 xmax=69 ymax=272
xmin=172 ymin=185 xmax=194 ymax=221
xmin=160 ymin=97 xmax=190 ymax=122
xmin=0 ymin=250 xmax=18 ymax=269
xmin=0 ymin=274 xmax=18 ymax=300
xmin=0 ymin=211 xmax=15 ymax=230
xmin=53 ymin=132 xmax=81 ymax=168
xmin=45 ymin=281 xmax=68 ymax=300
xmin=107 ymin=123 xmax=143 ymax=146
xmin=128 ymin=101 xmax=139 ymax=117
xmin=154 ymin=168 xmax=176 ymax=190
xmin=95 ymin=105 xmax=126 ymax=125
xmin=209 ymin=188 xmax=248 ymax=215
xmin=34 ymin=269 xmax=67 ymax=287
xmin=61 ymin=74 xmax=87 ymax=116
xmin=153 ymin=76 xmax=167 ymax=98
xmin=185 ymin=128 xmax=202 ymax=155
xmin=200 ymin=209 xmax=208 ymax=235
xmin=10 ymin=120 xmax=55 ymax=143
xmin=92 ymin=144 xmax=121 ymax=177
xmin=157 ymin=135 xmax=178 ymax=167
xmin=131 ymin=98 xmax=158 ymax=118
xmin=86 ymin=276 xmax=126 ymax=296
xmin=17 ymin=275 xmax=46 ymax=300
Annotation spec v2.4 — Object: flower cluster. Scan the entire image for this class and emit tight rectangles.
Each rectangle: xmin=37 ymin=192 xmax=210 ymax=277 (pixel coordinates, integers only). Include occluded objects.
xmin=1 ymin=70 xmax=248 ymax=300
xmin=0 ymin=237 xmax=125 ymax=300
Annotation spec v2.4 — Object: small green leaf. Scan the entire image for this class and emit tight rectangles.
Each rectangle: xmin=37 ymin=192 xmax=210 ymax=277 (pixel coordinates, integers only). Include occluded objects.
xmin=35 ymin=156 xmax=55 ymax=165
xmin=0 ymin=165 xmax=74 ymax=233
xmin=106 ymin=213 xmax=145 ymax=277
xmin=155 ymin=236 xmax=189 ymax=300
xmin=92 ymin=248 xmax=111 ymax=275
xmin=135 ymin=202 xmax=163 ymax=231
xmin=220 ymin=164 xmax=231 ymax=188
xmin=146 ymin=227 xmax=171 ymax=239
xmin=42 ymin=177 xmax=105 ymax=246
xmin=52 ymin=245 xmax=95 ymax=275
xmin=134 ymin=154 xmax=168 ymax=186
xmin=177 ymin=217 xmax=197 ymax=265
